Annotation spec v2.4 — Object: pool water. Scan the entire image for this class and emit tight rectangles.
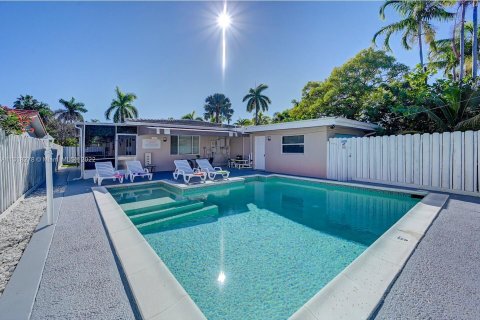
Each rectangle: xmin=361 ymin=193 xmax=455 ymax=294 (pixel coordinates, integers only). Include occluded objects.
xmin=110 ymin=177 xmax=420 ymax=320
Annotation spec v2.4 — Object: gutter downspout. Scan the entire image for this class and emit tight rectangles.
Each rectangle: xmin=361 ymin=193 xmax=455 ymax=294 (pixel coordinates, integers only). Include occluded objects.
xmin=73 ymin=124 xmax=84 ymax=180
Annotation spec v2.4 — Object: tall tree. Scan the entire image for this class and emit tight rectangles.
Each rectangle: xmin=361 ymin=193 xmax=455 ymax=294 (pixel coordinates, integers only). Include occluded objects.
xmin=181 ymin=111 xmax=203 ymax=121
xmin=234 ymin=118 xmax=252 ymax=126
xmin=459 ymin=0 xmax=468 ymax=82
xmin=424 ymin=80 xmax=480 ymax=131
xmin=55 ymin=97 xmax=87 ymax=123
xmin=203 ymin=93 xmax=232 ymax=124
xmin=253 ymin=112 xmax=271 ymax=125
xmin=373 ymin=0 xmax=454 ymax=68
xmin=472 ymin=0 xmax=478 ymax=79
xmin=13 ymin=94 xmax=52 ymax=121
xmin=430 ymin=22 xmax=479 ymax=80
xmin=289 ymin=48 xmax=409 ymax=121
xmin=242 ymin=84 xmax=271 ymax=125
xmin=105 ymin=86 xmax=138 ymax=123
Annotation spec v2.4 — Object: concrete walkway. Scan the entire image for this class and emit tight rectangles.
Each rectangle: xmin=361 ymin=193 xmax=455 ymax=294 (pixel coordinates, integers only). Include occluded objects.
xmin=375 ymin=194 xmax=480 ymax=319
xmin=30 ymin=170 xmax=136 ymax=320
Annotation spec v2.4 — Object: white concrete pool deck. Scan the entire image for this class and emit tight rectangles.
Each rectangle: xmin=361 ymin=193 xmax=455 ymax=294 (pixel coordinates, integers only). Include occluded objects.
xmin=93 ymin=175 xmax=447 ymax=320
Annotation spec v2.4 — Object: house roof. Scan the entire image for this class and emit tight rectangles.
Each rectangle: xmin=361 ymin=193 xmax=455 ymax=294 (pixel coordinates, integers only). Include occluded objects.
xmin=78 ymin=117 xmax=378 ymax=135
xmin=3 ymin=108 xmax=47 ymax=138
xmin=125 ymin=118 xmax=237 ymax=129
xmin=241 ymin=117 xmax=379 ymax=133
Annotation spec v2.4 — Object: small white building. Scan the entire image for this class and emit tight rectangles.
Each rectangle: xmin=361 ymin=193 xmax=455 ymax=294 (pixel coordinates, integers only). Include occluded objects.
xmin=75 ymin=117 xmax=378 ymax=179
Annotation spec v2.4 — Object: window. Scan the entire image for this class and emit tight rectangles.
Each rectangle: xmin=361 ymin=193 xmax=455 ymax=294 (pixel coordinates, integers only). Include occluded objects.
xmin=170 ymin=135 xmax=200 ymax=155
xmin=84 ymin=125 xmax=115 ymax=170
xmin=282 ymin=135 xmax=304 ymax=154
xmin=117 ymin=135 xmax=137 ymax=156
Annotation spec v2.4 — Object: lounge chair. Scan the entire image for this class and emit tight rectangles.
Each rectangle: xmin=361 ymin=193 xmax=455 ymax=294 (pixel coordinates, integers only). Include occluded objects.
xmin=173 ymin=160 xmax=206 ymax=184
xmin=196 ymin=159 xmax=230 ymax=180
xmin=126 ymin=160 xmax=153 ymax=182
xmin=93 ymin=162 xmax=124 ymax=186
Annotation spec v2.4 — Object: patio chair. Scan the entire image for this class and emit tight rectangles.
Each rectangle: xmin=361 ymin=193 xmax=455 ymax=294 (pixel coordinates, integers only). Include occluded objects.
xmin=173 ymin=160 xmax=206 ymax=184
xmin=126 ymin=160 xmax=153 ymax=182
xmin=93 ymin=162 xmax=124 ymax=186
xmin=196 ymin=159 xmax=230 ymax=180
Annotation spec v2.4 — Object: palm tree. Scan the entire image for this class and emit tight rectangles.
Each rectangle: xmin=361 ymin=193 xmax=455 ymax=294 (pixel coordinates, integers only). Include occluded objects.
xmin=234 ymin=118 xmax=252 ymax=126
xmin=242 ymin=84 xmax=271 ymax=125
xmin=253 ymin=112 xmax=271 ymax=125
xmin=181 ymin=111 xmax=203 ymax=121
xmin=13 ymin=94 xmax=52 ymax=121
xmin=203 ymin=93 xmax=232 ymax=123
xmin=430 ymin=21 xmax=478 ymax=80
xmin=55 ymin=97 xmax=87 ymax=123
xmin=105 ymin=86 xmax=138 ymax=123
xmin=472 ymin=0 xmax=478 ymax=79
xmin=425 ymin=82 xmax=480 ymax=131
xmin=272 ymin=110 xmax=292 ymax=123
xmin=458 ymin=0 xmax=468 ymax=82
xmin=373 ymin=0 xmax=454 ymax=68
xmin=224 ymin=104 xmax=234 ymax=124
xmin=429 ymin=38 xmax=460 ymax=79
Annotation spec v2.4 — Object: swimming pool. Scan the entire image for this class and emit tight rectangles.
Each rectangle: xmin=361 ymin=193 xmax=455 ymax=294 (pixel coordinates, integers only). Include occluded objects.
xmin=109 ymin=176 xmax=420 ymax=320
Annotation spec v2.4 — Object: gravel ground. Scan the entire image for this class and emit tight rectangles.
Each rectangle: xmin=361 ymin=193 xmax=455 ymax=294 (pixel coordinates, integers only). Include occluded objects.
xmin=375 ymin=195 xmax=480 ymax=319
xmin=0 ymin=188 xmax=47 ymax=297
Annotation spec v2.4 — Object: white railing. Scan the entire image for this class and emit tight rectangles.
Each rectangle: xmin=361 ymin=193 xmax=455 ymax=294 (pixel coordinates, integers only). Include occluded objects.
xmin=327 ymin=131 xmax=480 ymax=194
xmin=0 ymin=129 xmax=61 ymax=214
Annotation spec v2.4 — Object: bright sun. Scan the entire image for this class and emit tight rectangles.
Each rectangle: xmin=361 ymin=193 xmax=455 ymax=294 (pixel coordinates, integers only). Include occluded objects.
xmin=218 ymin=11 xmax=231 ymax=29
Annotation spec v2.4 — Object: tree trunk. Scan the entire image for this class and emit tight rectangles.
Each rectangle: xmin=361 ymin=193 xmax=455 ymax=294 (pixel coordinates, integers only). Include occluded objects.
xmin=460 ymin=1 xmax=466 ymax=82
xmin=418 ymin=19 xmax=424 ymax=69
xmin=473 ymin=2 xmax=478 ymax=80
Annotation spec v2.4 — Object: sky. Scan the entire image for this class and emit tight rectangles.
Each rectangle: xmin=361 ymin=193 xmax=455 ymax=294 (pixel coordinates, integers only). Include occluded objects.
xmin=0 ymin=1 xmax=455 ymax=123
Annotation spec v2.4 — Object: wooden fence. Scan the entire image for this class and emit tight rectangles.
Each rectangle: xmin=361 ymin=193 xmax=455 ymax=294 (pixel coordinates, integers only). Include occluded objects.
xmin=0 ymin=129 xmax=62 ymax=214
xmin=327 ymin=131 xmax=480 ymax=194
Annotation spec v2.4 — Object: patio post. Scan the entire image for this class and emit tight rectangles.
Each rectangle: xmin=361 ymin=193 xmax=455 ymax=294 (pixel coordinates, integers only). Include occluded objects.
xmin=43 ymin=134 xmax=55 ymax=225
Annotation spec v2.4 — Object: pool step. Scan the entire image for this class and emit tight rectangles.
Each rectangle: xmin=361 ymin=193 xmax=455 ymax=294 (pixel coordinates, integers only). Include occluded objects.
xmin=130 ymin=202 xmax=204 ymax=225
xmin=136 ymin=205 xmax=219 ymax=233
xmin=124 ymin=199 xmax=191 ymax=216
xmin=120 ymin=197 xmax=176 ymax=213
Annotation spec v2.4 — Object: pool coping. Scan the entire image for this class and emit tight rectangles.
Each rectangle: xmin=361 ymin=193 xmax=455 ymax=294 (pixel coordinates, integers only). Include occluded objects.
xmin=93 ymin=175 xmax=448 ymax=320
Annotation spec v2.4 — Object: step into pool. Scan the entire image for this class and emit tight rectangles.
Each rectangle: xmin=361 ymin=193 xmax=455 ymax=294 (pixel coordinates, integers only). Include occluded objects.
xmin=109 ymin=176 xmax=420 ymax=320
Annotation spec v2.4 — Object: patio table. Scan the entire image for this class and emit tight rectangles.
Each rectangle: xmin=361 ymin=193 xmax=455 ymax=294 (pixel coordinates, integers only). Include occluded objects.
xmin=233 ymin=159 xmax=252 ymax=169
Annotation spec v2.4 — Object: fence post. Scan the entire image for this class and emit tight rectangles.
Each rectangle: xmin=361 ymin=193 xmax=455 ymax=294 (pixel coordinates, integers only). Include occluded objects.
xmin=43 ymin=135 xmax=54 ymax=225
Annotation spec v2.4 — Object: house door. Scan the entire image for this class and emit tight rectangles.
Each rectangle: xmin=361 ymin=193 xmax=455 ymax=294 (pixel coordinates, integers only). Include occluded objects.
xmin=254 ymin=136 xmax=265 ymax=170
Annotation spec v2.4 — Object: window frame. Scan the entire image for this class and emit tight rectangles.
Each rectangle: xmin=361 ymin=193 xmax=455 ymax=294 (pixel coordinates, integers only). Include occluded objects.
xmin=170 ymin=135 xmax=200 ymax=155
xmin=281 ymin=135 xmax=305 ymax=154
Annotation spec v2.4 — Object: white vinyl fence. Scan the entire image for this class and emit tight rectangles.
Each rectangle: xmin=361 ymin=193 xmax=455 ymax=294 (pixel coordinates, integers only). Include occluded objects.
xmin=327 ymin=131 xmax=480 ymax=194
xmin=0 ymin=129 xmax=62 ymax=214
xmin=63 ymin=146 xmax=80 ymax=164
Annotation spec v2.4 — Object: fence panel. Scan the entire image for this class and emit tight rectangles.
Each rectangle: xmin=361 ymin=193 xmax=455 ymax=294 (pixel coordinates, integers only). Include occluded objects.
xmin=0 ymin=129 xmax=62 ymax=214
xmin=63 ymin=146 xmax=80 ymax=164
xmin=327 ymin=130 xmax=480 ymax=194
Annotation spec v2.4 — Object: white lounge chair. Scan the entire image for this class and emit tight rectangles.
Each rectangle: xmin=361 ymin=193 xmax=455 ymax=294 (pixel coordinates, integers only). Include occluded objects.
xmin=93 ymin=162 xmax=124 ymax=186
xmin=126 ymin=160 xmax=153 ymax=182
xmin=196 ymin=159 xmax=230 ymax=180
xmin=173 ymin=160 xmax=206 ymax=184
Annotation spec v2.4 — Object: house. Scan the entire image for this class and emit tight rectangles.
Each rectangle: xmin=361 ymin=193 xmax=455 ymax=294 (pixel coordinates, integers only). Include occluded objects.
xmin=3 ymin=107 xmax=48 ymax=138
xmin=75 ymin=117 xmax=378 ymax=179
xmin=3 ymin=107 xmax=47 ymax=138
